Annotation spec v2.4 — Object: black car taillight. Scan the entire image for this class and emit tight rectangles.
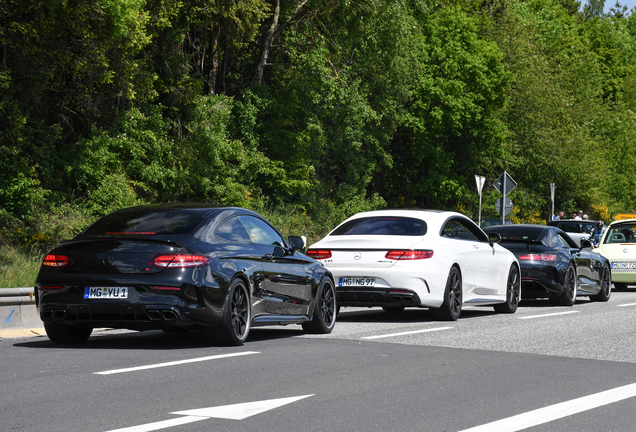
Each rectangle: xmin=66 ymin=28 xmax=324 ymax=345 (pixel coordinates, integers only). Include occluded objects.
xmin=519 ymin=254 xmax=556 ymax=261
xmin=149 ymin=254 xmax=210 ymax=268
xmin=42 ymin=254 xmax=71 ymax=267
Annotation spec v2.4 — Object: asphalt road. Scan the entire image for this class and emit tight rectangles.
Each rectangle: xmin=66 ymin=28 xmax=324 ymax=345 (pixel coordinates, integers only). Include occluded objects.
xmin=3 ymin=290 xmax=636 ymax=432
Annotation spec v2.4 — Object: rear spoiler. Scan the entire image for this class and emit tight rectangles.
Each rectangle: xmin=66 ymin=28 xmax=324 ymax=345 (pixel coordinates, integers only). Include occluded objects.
xmin=498 ymin=239 xmax=545 ymax=248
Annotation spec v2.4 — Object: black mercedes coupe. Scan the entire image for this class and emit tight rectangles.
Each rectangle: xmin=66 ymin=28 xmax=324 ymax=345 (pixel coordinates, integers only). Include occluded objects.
xmin=483 ymin=224 xmax=611 ymax=305
xmin=34 ymin=204 xmax=336 ymax=345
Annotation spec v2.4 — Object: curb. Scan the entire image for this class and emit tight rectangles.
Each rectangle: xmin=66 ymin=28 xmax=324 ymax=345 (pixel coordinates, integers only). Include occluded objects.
xmin=0 ymin=287 xmax=44 ymax=339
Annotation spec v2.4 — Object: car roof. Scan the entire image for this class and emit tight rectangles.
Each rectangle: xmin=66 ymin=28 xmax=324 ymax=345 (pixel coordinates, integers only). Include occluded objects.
xmin=608 ymin=218 xmax=636 ymax=227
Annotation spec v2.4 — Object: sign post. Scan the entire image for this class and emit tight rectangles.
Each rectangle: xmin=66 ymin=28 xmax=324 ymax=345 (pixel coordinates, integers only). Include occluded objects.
xmin=494 ymin=171 xmax=517 ymax=225
xmin=475 ymin=175 xmax=486 ymax=227
xmin=550 ymin=183 xmax=556 ymax=220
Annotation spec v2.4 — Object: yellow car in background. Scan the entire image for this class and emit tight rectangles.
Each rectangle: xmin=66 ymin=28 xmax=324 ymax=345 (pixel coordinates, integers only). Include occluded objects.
xmin=594 ymin=219 xmax=636 ymax=290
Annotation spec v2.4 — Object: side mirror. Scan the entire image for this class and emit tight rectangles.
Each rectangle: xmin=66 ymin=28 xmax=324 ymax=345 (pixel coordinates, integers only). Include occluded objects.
xmin=288 ymin=235 xmax=305 ymax=252
xmin=488 ymin=232 xmax=501 ymax=246
xmin=580 ymin=239 xmax=592 ymax=249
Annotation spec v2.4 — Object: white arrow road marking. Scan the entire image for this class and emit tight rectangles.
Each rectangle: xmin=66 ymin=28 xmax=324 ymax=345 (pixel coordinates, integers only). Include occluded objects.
xmin=362 ymin=327 xmax=453 ymax=340
xmin=104 ymin=395 xmax=314 ymax=432
xmin=95 ymin=351 xmax=260 ymax=375
xmin=458 ymin=382 xmax=636 ymax=432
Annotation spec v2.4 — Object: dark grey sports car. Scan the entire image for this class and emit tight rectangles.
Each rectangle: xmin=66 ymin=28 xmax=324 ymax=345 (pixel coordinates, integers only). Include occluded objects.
xmin=483 ymin=224 xmax=611 ymax=305
xmin=34 ymin=204 xmax=336 ymax=345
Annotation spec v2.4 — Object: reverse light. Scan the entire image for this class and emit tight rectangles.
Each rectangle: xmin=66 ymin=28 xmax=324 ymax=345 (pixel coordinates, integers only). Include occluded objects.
xmin=150 ymin=254 xmax=210 ymax=268
xmin=385 ymin=250 xmax=434 ymax=260
xmin=306 ymin=249 xmax=332 ymax=260
xmin=519 ymin=254 xmax=557 ymax=261
xmin=43 ymin=254 xmax=71 ymax=267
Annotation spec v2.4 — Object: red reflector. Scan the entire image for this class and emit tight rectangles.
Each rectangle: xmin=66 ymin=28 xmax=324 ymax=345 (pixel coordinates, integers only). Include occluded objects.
xmin=150 ymin=254 xmax=209 ymax=268
xmin=43 ymin=254 xmax=70 ymax=267
xmin=106 ymin=232 xmax=156 ymax=235
xmin=41 ymin=285 xmax=63 ymax=290
xmin=153 ymin=286 xmax=181 ymax=291
xmin=306 ymin=249 xmax=332 ymax=260
xmin=385 ymin=250 xmax=434 ymax=260
xmin=519 ymin=254 xmax=556 ymax=261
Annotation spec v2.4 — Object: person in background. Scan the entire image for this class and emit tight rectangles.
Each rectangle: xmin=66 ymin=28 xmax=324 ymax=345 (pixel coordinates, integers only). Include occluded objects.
xmin=553 ymin=211 xmax=564 ymax=221
xmin=583 ymin=214 xmax=589 ymax=220
xmin=574 ymin=210 xmax=583 ymax=220
xmin=589 ymin=220 xmax=606 ymax=247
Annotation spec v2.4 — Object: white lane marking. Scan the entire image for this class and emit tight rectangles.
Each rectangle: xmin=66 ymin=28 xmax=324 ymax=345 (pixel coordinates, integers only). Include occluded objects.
xmin=172 ymin=394 xmax=314 ymax=420
xmin=104 ymin=395 xmax=314 ymax=432
xmin=517 ymin=311 xmax=579 ymax=320
xmin=95 ymin=351 xmax=260 ymax=375
xmin=362 ymin=327 xmax=453 ymax=340
xmin=104 ymin=416 xmax=204 ymax=432
xmin=617 ymin=302 xmax=636 ymax=307
xmin=458 ymin=382 xmax=636 ymax=432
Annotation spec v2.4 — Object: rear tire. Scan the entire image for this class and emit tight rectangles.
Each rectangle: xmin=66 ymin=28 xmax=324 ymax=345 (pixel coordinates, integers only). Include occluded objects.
xmin=432 ymin=266 xmax=462 ymax=321
xmin=44 ymin=322 xmax=92 ymax=344
xmin=207 ymin=278 xmax=251 ymax=346
xmin=494 ymin=264 xmax=520 ymax=313
xmin=555 ymin=264 xmax=577 ymax=306
xmin=303 ymin=278 xmax=336 ymax=334
xmin=590 ymin=264 xmax=612 ymax=302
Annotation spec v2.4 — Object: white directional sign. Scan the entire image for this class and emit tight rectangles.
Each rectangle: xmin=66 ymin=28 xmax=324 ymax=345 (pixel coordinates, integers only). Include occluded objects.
xmin=105 ymin=395 xmax=314 ymax=432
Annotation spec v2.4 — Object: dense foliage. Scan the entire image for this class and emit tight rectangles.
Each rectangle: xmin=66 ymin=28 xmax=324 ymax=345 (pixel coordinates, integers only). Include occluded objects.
xmin=1 ymin=0 xmax=636 ymax=262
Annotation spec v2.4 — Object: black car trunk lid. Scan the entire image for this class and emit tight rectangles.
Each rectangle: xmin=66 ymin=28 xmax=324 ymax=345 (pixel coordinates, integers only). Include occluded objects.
xmin=52 ymin=239 xmax=185 ymax=275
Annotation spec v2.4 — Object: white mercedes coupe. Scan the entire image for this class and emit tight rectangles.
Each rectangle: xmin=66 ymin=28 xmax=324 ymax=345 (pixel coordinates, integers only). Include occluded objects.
xmin=307 ymin=210 xmax=520 ymax=320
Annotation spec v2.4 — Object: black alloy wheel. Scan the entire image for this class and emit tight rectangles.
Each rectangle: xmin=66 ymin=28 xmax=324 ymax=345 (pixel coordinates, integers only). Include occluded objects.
xmin=590 ymin=264 xmax=612 ymax=302
xmin=433 ymin=266 xmax=462 ymax=321
xmin=209 ymin=278 xmax=251 ymax=346
xmin=44 ymin=322 xmax=93 ymax=344
xmin=303 ymin=278 xmax=336 ymax=334
xmin=494 ymin=264 xmax=521 ymax=313
xmin=555 ymin=264 xmax=577 ymax=306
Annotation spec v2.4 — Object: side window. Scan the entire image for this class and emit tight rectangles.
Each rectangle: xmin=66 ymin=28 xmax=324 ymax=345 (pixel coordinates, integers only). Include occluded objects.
xmin=238 ymin=216 xmax=284 ymax=247
xmin=215 ymin=217 xmax=251 ymax=243
xmin=441 ymin=219 xmax=480 ymax=241
xmin=556 ymin=233 xmax=573 ymax=248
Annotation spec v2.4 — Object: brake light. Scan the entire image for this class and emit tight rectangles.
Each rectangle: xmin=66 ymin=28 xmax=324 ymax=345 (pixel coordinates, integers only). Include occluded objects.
xmin=43 ymin=255 xmax=70 ymax=267
xmin=519 ymin=254 xmax=556 ymax=261
xmin=150 ymin=254 xmax=210 ymax=268
xmin=306 ymin=249 xmax=332 ymax=260
xmin=385 ymin=250 xmax=434 ymax=260
xmin=40 ymin=285 xmax=63 ymax=290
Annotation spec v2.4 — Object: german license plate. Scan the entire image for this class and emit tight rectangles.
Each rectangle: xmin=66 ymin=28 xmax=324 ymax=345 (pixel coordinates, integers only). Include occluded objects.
xmin=84 ymin=287 xmax=129 ymax=299
xmin=338 ymin=277 xmax=375 ymax=287
xmin=612 ymin=262 xmax=636 ymax=269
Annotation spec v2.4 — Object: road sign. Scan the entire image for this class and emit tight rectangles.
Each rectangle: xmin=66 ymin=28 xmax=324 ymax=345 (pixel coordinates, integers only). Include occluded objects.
xmin=475 ymin=175 xmax=486 ymax=195
xmin=493 ymin=172 xmax=517 ymax=196
xmin=496 ymin=197 xmax=513 ymax=216
xmin=614 ymin=214 xmax=636 ymax=221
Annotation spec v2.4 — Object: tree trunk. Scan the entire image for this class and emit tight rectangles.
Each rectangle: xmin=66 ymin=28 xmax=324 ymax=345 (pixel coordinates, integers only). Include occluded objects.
xmin=254 ymin=0 xmax=281 ymax=83
xmin=207 ymin=25 xmax=221 ymax=95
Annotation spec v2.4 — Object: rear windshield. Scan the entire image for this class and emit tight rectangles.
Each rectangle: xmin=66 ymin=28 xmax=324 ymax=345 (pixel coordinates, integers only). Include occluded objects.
xmin=485 ymin=226 xmax=545 ymax=242
xmin=331 ymin=217 xmax=427 ymax=236
xmin=82 ymin=210 xmax=207 ymax=236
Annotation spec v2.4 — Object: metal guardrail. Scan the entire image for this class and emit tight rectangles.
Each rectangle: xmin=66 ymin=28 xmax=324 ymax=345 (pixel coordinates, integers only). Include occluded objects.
xmin=0 ymin=287 xmax=35 ymax=305
xmin=0 ymin=287 xmax=41 ymax=330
